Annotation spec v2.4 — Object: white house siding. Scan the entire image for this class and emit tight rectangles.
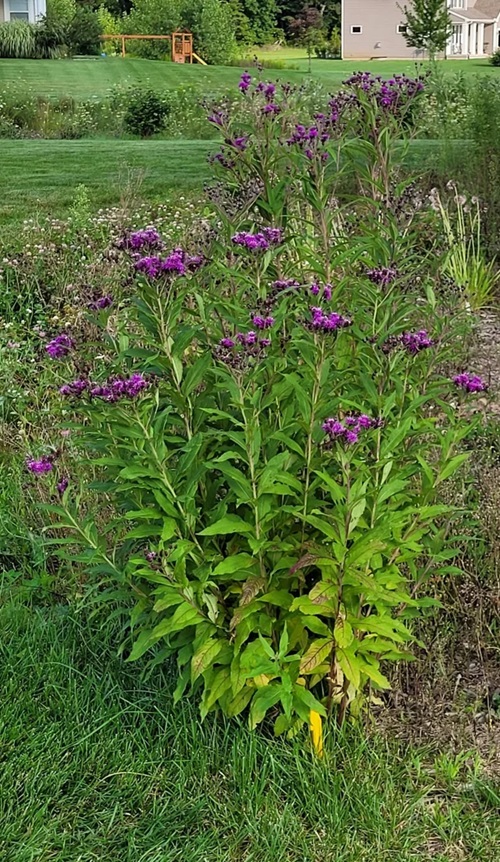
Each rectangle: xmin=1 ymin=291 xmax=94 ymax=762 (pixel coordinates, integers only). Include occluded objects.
xmin=342 ymin=0 xmax=424 ymax=59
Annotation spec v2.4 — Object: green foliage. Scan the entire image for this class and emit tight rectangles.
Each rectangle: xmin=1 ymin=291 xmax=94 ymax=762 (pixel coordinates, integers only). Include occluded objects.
xmin=240 ymin=0 xmax=277 ymax=44
xmin=46 ymin=0 xmax=77 ymax=27
xmin=400 ymin=0 xmax=452 ymax=59
xmin=97 ymin=4 xmax=122 ymax=54
xmin=490 ymin=49 xmax=500 ymax=67
xmin=123 ymin=88 xmax=171 ymax=136
xmin=67 ymin=6 xmax=102 ymax=55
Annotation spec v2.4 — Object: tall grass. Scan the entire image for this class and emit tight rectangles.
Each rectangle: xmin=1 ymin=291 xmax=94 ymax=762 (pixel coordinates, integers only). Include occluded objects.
xmin=0 ymin=21 xmax=37 ymax=58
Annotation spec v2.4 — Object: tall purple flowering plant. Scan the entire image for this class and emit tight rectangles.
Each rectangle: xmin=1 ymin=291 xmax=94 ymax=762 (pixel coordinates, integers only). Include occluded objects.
xmin=41 ymin=71 xmax=478 ymax=742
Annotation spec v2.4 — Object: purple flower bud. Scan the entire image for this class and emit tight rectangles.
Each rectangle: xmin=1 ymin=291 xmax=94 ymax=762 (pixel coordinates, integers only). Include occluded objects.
xmin=57 ymin=477 xmax=69 ymax=495
xmin=220 ymin=337 xmax=235 ymax=348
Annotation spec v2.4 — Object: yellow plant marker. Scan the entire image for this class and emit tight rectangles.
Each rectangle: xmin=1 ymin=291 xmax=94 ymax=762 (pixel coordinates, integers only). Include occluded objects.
xmin=309 ymin=710 xmax=324 ymax=759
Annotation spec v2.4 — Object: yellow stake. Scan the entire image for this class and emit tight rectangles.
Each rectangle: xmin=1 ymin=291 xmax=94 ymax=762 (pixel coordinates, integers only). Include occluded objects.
xmin=309 ymin=710 xmax=324 ymax=758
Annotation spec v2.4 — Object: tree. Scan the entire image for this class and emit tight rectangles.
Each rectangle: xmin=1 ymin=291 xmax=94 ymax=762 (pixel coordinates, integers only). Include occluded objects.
xmin=276 ymin=1 xmax=339 ymax=38
xmin=183 ymin=0 xmax=237 ymax=64
xmin=400 ymin=0 xmax=452 ymax=60
xmin=289 ymin=4 xmax=325 ymax=72
xmin=240 ymin=0 xmax=277 ymax=44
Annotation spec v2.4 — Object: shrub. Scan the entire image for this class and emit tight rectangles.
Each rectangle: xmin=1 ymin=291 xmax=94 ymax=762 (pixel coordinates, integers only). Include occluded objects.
xmin=123 ymin=89 xmax=171 ymax=137
xmin=32 ymin=71 xmax=486 ymax=746
xmin=490 ymin=48 xmax=500 ymax=66
xmin=67 ymin=7 xmax=101 ymax=55
xmin=125 ymin=0 xmax=183 ymax=59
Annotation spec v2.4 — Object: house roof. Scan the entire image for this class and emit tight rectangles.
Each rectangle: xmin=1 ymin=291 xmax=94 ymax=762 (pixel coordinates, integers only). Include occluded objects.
xmin=473 ymin=0 xmax=500 ymax=18
xmin=450 ymin=7 xmax=495 ymax=20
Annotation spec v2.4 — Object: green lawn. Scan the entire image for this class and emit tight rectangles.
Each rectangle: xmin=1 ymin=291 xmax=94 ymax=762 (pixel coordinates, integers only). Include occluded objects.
xmin=1 ymin=593 xmax=499 ymax=862
xmin=0 ymin=55 xmax=496 ymax=99
xmin=0 ymin=139 xmax=213 ymax=223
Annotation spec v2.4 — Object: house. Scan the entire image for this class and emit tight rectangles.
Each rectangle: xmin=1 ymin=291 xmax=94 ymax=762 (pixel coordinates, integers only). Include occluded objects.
xmin=341 ymin=0 xmax=500 ymax=59
xmin=0 ymin=0 xmax=46 ymax=24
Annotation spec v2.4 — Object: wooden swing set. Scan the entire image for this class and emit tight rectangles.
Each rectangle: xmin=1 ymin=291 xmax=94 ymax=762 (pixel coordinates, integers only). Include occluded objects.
xmin=99 ymin=32 xmax=207 ymax=64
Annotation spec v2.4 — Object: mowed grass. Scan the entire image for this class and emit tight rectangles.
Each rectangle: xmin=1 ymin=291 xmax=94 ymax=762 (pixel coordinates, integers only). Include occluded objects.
xmin=0 ymin=137 xmax=458 ymax=224
xmin=1 ymin=593 xmax=499 ymax=862
xmin=0 ymin=55 xmax=497 ymax=99
xmin=0 ymin=139 xmax=213 ymax=224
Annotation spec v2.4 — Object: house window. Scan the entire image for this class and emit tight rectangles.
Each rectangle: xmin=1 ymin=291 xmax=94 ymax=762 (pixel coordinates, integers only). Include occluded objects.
xmin=9 ymin=0 xmax=30 ymax=20
xmin=397 ymin=24 xmax=407 ymax=34
xmin=450 ymin=0 xmax=466 ymax=8
xmin=351 ymin=26 xmax=362 ymax=34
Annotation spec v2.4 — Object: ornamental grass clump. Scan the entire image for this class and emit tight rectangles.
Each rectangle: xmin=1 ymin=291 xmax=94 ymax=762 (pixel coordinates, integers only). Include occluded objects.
xmin=37 ymin=71 xmax=484 ymax=741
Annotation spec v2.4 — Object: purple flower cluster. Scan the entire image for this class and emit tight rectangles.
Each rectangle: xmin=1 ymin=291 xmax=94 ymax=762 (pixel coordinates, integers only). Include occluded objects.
xmin=26 ymin=456 xmax=53 ymax=474
xmin=453 ymin=372 xmax=487 ymax=393
xmin=239 ymin=71 xmax=252 ymax=93
xmin=60 ymin=373 xmax=149 ymax=402
xmin=59 ymin=379 xmax=88 ymax=397
xmin=400 ymin=330 xmax=434 ymax=354
xmin=252 ymin=315 xmax=274 ymax=330
xmin=322 ymin=413 xmax=378 ymax=446
xmin=118 ymin=228 xmax=162 ymax=252
xmin=232 ymin=227 xmax=283 ymax=252
xmin=90 ymin=373 xmax=149 ymax=402
xmin=343 ymin=71 xmax=424 ymax=112
xmin=272 ymin=278 xmax=300 ymax=292
xmin=287 ymin=115 xmax=331 ymax=161
xmin=382 ymin=330 xmax=433 ymax=355
xmin=214 ymin=331 xmax=271 ymax=369
xmin=134 ymin=249 xmax=204 ymax=279
xmin=308 ymin=306 xmax=351 ymax=333
xmin=310 ymin=282 xmax=332 ymax=301
xmin=89 ymin=295 xmax=113 ymax=311
xmin=366 ymin=266 xmax=398 ymax=288
xmin=45 ymin=333 xmax=74 ymax=359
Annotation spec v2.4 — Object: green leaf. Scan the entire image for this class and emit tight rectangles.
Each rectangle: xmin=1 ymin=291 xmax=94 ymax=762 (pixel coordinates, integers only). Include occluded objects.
xmin=153 ymin=589 xmax=185 ymax=613
xmin=292 ymin=684 xmax=327 ymax=720
xmin=337 ymin=645 xmax=362 ymax=689
xmin=191 ymin=639 xmax=224 ymax=681
xmin=249 ymin=684 xmax=283 ymax=729
xmin=127 ymin=629 xmax=157 ymax=661
xmin=213 ymin=554 xmax=256 ymax=576
xmin=227 ymin=685 xmax=254 ymax=717
xmin=334 ymin=616 xmax=354 ymax=649
xmin=199 ymin=515 xmax=254 ymax=536
xmin=299 ymin=638 xmax=333 ymax=674
xmin=151 ymin=602 xmax=201 ymax=639
xmin=360 ymin=659 xmax=391 ymax=690
xmin=200 ymin=667 xmax=231 ymax=717
xmin=183 ymin=352 xmax=211 ymax=396
xmin=437 ymin=453 xmax=470 ymax=484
